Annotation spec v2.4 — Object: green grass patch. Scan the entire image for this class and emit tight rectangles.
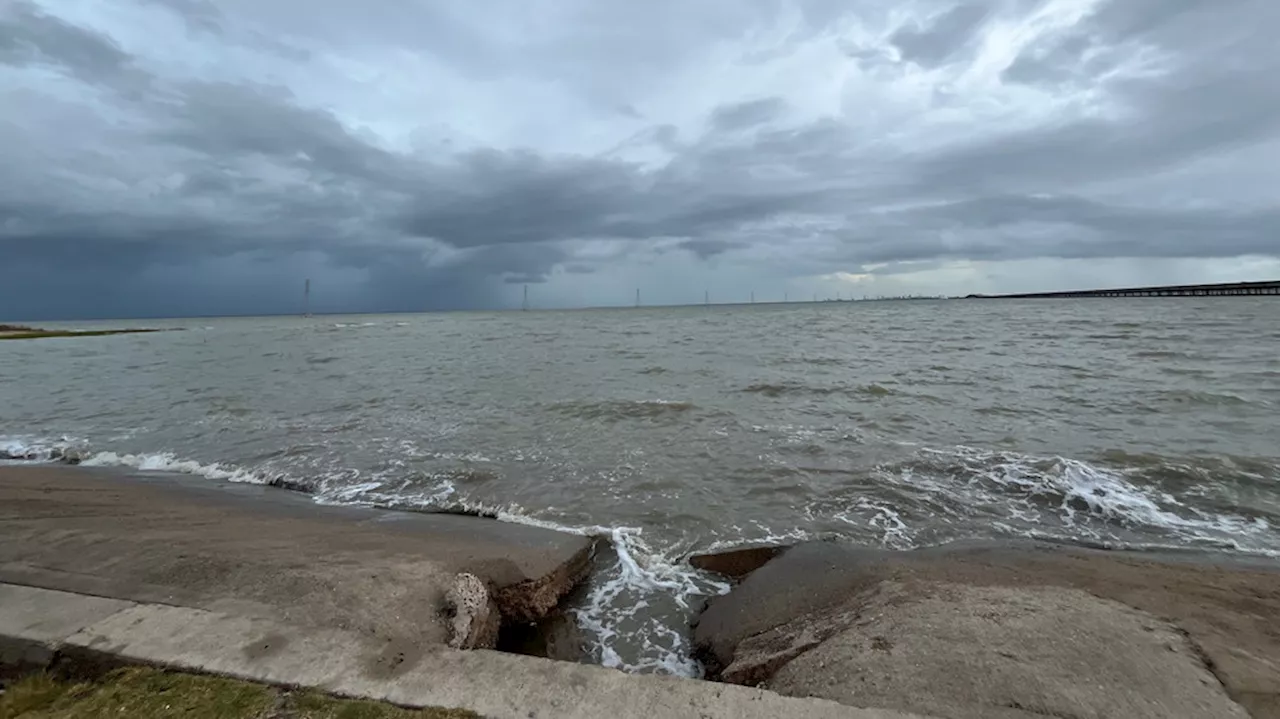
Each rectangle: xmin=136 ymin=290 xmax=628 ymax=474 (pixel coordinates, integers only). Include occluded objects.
xmin=0 ymin=667 xmax=478 ymax=719
xmin=290 ymin=690 xmax=479 ymax=718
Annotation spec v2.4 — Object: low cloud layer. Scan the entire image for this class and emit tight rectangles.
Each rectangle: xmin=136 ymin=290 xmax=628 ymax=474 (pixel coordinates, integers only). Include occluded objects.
xmin=2 ymin=0 xmax=1278 ymax=318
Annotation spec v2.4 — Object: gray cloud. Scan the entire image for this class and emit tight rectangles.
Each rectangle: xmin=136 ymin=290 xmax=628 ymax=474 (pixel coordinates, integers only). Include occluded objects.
xmin=140 ymin=0 xmax=225 ymax=35
xmin=1 ymin=0 xmax=1278 ymax=319
xmin=890 ymin=3 xmax=991 ymax=66
xmin=928 ymin=3 xmax=1280 ymax=197
xmin=679 ymin=238 xmax=745 ymax=259
xmin=0 ymin=1 xmax=147 ymax=92
xmin=709 ymin=97 xmax=788 ymax=131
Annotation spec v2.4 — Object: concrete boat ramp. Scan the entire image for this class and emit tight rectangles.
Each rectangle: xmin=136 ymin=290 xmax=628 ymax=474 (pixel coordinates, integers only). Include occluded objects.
xmin=0 ymin=466 xmax=917 ymax=718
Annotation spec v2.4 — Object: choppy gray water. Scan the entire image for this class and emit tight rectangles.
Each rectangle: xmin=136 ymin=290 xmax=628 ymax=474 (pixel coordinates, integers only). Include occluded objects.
xmin=4 ymin=299 xmax=1280 ymax=673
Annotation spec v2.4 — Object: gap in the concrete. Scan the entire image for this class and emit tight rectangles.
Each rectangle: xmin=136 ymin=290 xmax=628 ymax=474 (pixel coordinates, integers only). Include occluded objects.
xmin=496 ymin=610 xmax=592 ymax=664
xmin=494 ymin=541 xmax=609 ymax=666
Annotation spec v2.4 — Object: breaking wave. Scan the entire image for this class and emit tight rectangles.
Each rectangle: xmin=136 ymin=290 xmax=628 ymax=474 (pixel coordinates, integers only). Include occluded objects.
xmin=874 ymin=446 xmax=1279 ymax=555
xmin=79 ymin=451 xmax=272 ymax=484
xmin=1 ymin=434 xmax=278 ymax=484
xmin=1 ymin=435 xmax=81 ymax=463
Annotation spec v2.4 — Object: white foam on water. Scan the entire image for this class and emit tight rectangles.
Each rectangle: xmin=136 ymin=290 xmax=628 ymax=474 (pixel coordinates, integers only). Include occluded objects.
xmin=318 ymin=476 xmax=459 ymax=509
xmin=568 ymin=527 xmax=731 ymax=676
xmin=321 ymin=480 xmax=386 ymax=502
xmin=837 ymin=498 xmax=915 ymax=549
xmin=699 ymin=522 xmax=815 ymax=555
xmin=432 ymin=504 xmax=732 ymax=676
xmin=79 ymin=451 xmax=271 ymax=484
xmin=0 ymin=435 xmax=82 ymax=463
xmin=911 ymin=445 xmax=1277 ymax=553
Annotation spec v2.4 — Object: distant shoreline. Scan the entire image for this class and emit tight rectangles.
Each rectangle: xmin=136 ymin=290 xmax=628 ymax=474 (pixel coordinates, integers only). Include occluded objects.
xmin=0 ymin=324 xmax=167 ymax=340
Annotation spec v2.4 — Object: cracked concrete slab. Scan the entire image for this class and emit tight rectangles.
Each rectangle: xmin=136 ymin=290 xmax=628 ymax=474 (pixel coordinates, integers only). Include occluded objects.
xmin=694 ymin=540 xmax=1280 ymax=718
xmin=765 ymin=582 xmax=1247 ymax=719
xmin=0 ymin=466 xmax=595 ymax=648
xmin=2 ymin=583 xmax=933 ymax=719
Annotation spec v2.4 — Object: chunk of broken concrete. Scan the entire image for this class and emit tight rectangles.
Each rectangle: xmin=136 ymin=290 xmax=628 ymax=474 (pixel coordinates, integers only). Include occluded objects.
xmin=689 ymin=544 xmax=789 ymax=579
xmin=445 ymin=573 xmax=500 ymax=650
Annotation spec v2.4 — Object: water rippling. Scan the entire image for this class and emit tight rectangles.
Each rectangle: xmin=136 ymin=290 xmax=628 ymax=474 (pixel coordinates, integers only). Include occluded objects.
xmin=3 ymin=299 xmax=1279 ymax=674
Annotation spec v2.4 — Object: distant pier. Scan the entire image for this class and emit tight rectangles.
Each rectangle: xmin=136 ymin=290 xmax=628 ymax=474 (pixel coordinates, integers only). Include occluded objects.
xmin=969 ymin=280 xmax=1280 ymax=299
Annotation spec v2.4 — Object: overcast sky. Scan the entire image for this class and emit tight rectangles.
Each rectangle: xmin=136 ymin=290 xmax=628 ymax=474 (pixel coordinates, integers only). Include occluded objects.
xmin=3 ymin=0 xmax=1279 ymax=318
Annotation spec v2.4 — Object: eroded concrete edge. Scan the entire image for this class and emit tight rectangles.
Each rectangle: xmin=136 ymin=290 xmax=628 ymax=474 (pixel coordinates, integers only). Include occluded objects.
xmin=1 ymin=583 xmax=931 ymax=719
xmin=453 ymin=536 xmax=599 ymax=649
xmin=491 ymin=536 xmax=598 ymax=625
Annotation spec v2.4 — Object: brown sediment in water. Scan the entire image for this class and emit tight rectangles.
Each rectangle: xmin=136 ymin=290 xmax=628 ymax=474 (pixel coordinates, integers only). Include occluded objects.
xmin=693 ymin=540 xmax=1280 ymax=718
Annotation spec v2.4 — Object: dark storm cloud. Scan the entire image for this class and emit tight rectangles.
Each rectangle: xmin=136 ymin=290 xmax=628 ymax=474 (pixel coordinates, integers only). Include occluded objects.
xmin=395 ymin=151 xmax=641 ymax=247
xmin=2 ymin=0 xmax=1279 ymax=318
xmin=159 ymin=80 xmax=409 ymax=183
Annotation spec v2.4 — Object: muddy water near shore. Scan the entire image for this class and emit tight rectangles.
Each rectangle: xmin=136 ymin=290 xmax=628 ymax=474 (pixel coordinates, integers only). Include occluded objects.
xmin=3 ymin=299 xmax=1279 ymax=673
